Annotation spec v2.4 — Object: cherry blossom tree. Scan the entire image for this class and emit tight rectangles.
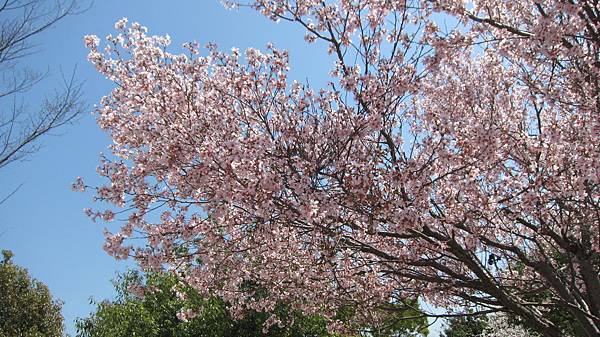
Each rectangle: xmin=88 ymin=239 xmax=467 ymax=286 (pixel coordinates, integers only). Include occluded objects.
xmin=80 ymin=1 xmax=600 ymax=336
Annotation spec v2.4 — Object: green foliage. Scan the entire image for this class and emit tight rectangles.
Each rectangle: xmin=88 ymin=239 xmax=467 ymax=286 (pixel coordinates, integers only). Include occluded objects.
xmin=0 ymin=250 xmax=64 ymax=337
xmin=76 ymin=271 xmax=338 ymax=337
xmin=76 ymin=270 xmax=429 ymax=337
xmin=442 ymin=315 xmax=488 ymax=337
xmin=540 ymin=308 xmax=585 ymax=337
xmin=370 ymin=301 xmax=429 ymax=337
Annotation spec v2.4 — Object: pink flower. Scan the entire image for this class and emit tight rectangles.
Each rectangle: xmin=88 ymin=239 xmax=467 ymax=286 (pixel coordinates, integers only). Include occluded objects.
xmin=71 ymin=176 xmax=86 ymax=192
xmin=83 ymin=35 xmax=99 ymax=48
xmin=114 ymin=17 xmax=128 ymax=30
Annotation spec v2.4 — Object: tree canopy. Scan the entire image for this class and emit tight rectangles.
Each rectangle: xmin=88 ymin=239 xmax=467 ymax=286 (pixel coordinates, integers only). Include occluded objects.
xmin=76 ymin=270 xmax=428 ymax=337
xmin=0 ymin=250 xmax=64 ymax=337
xmin=79 ymin=1 xmax=600 ymax=336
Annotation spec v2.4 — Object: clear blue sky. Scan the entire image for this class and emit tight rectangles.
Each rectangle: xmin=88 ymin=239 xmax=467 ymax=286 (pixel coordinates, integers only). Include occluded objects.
xmin=0 ymin=1 xmax=442 ymax=335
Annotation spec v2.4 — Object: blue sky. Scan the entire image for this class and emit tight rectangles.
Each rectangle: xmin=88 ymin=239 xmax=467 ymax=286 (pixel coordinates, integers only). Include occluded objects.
xmin=0 ymin=1 xmax=443 ymax=335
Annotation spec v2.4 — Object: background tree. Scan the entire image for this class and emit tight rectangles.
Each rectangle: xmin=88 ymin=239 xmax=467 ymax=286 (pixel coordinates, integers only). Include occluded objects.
xmin=0 ymin=0 xmax=84 ymax=175
xmin=76 ymin=270 xmax=428 ymax=337
xmin=0 ymin=249 xmax=64 ymax=337
xmin=442 ymin=315 xmax=489 ymax=337
xmin=80 ymin=1 xmax=600 ymax=336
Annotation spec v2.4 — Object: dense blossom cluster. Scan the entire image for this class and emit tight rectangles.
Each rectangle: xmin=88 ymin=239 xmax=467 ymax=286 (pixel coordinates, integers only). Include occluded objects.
xmin=82 ymin=1 xmax=599 ymax=336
